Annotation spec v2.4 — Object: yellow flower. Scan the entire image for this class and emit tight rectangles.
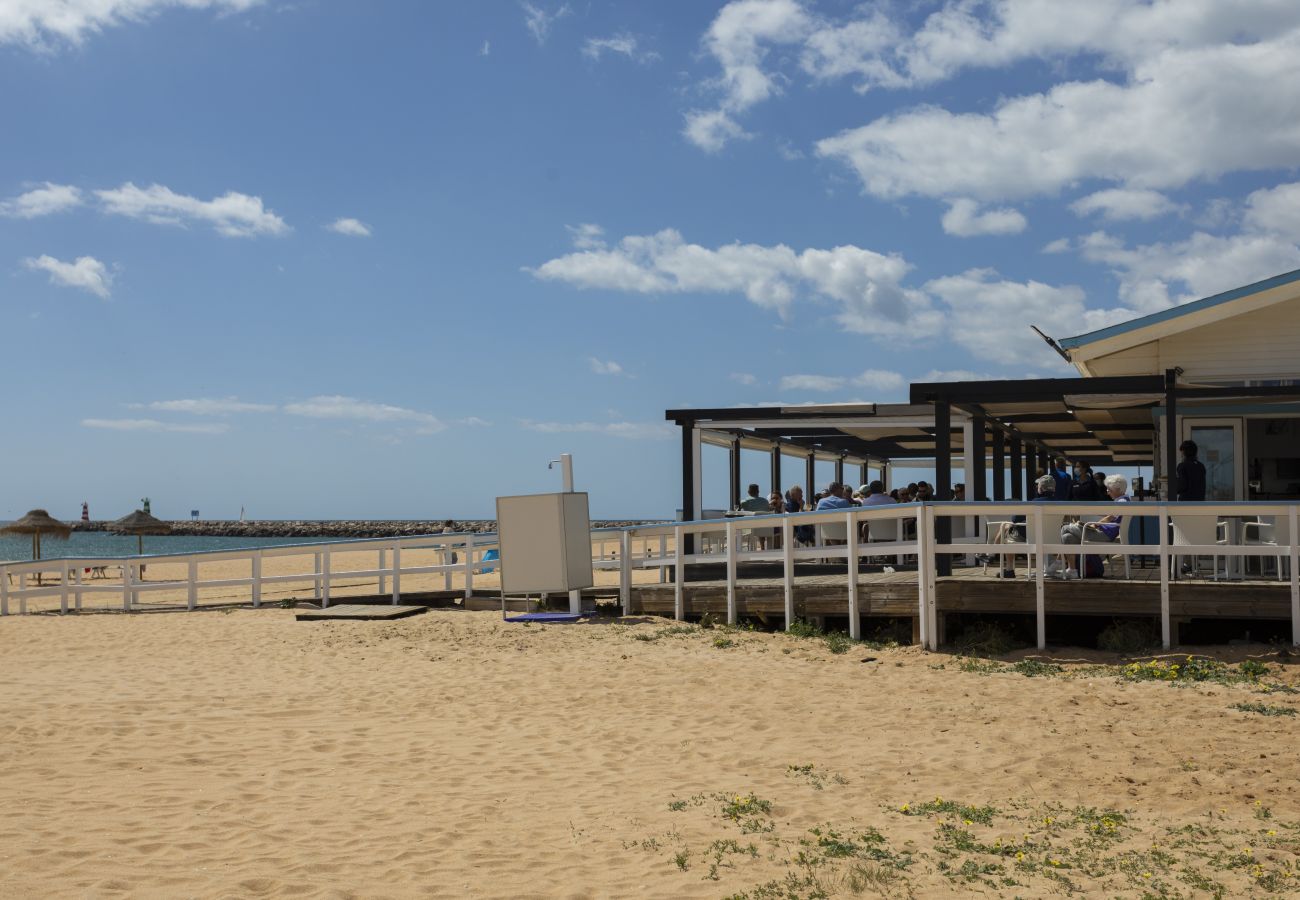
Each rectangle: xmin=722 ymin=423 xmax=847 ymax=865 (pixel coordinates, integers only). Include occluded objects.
xmin=964 ymin=819 xmax=973 ymax=825
xmin=1044 ymin=816 xmax=1054 ymax=825
xmin=1050 ymin=859 xmax=1060 ymax=867
xmin=900 ymin=803 xmax=910 ymax=812
xmin=1142 ymin=872 xmax=1152 ymax=879
xmin=1015 ymin=852 xmax=1024 ymax=861
xmin=1268 ymin=830 xmax=1277 ymax=836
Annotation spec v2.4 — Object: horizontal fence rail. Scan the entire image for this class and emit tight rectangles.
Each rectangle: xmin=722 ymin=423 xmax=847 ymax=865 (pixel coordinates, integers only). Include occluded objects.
xmin=3 ymin=502 xmax=1297 ymax=651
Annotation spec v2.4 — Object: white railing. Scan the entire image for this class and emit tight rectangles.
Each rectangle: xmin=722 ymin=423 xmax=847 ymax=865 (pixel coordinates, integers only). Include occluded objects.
xmin=4 ymin=502 xmax=1297 ymax=653
xmin=0 ymin=532 xmax=498 ymax=616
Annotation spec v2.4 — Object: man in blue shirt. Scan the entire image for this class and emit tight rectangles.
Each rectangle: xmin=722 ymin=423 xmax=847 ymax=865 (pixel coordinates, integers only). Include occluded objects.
xmin=815 ymin=482 xmax=853 ymax=510
xmin=1052 ymin=457 xmax=1073 ymax=500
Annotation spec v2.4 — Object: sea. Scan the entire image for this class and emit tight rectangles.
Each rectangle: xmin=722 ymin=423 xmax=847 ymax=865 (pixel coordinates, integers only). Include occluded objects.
xmin=0 ymin=531 xmax=329 ymax=563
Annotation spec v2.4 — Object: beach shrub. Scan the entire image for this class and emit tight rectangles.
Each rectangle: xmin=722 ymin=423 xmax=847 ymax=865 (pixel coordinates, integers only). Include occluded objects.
xmin=1231 ymin=702 xmax=1296 ymax=717
xmin=950 ymin=620 xmax=1019 ymax=656
xmin=1013 ymin=659 xmax=1063 ymax=678
xmin=1097 ymin=619 xmax=1155 ymax=654
xmin=823 ymin=631 xmax=854 ymax=655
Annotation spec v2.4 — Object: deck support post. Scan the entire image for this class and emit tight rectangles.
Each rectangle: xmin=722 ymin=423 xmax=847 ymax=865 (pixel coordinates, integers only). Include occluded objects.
xmin=187 ymin=560 xmax=197 ymax=611
xmin=834 ymin=455 xmax=845 ymax=489
xmin=782 ymin=518 xmax=794 ymax=630
xmin=673 ymin=526 xmax=685 ymax=620
xmin=679 ymin=424 xmax=697 ymax=555
xmin=463 ymin=537 xmax=474 ymax=601
xmin=729 ymin=438 xmax=742 ymax=511
xmin=1033 ymin=503 xmax=1046 ymax=649
xmin=934 ymin=401 xmax=953 ymax=577
xmin=1010 ymin=437 xmax=1023 ymax=501
xmin=379 ymin=548 xmax=387 ymax=596
xmin=846 ymin=510 xmax=860 ymax=640
xmin=321 ymin=549 xmax=331 ymax=609
xmin=122 ymin=563 xmax=132 ymax=612
xmin=1158 ymin=506 xmax=1171 ymax=648
xmin=391 ymin=543 xmax=402 ymax=605
xmin=620 ymin=531 xmax=632 ymax=616
xmin=725 ymin=519 xmax=737 ymax=626
xmin=252 ymin=552 xmax=262 ymax=607
xmin=972 ymin=416 xmax=987 ymax=501
xmin=59 ymin=561 xmax=69 ymax=614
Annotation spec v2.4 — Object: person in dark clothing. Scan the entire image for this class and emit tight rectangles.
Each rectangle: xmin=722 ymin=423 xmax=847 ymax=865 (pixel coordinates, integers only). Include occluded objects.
xmin=1052 ymin=457 xmax=1073 ymax=500
xmin=1070 ymin=462 xmax=1104 ymax=501
xmin=1176 ymin=440 xmax=1207 ymax=501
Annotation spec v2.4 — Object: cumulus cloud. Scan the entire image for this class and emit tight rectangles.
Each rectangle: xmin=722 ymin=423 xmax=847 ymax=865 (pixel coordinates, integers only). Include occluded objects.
xmin=582 ymin=33 xmax=657 ymax=63
xmin=283 ymin=395 xmax=445 ymax=433
xmin=521 ymin=1 xmax=569 ymax=45
xmin=1071 ymin=188 xmax=1181 ymax=221
xmin=817 ymin=29 xmax=1300 ymax=203
xmin=940 ymin=198 xmax=1027 ymax=237
xmin=779 ymin=374 xmax=845 ymax=392
xmin=23 ymin=254 xmax=112 ymax=298
xmin=924 ymin=269 xmax=1133 ymax=365
xmin=566 ymin=223 xmax=605 ymax=249
xmin=0 ymin=0 xmax=262 ymax=48
xmin=682 ymin=109 xmax=751 ymax=154
xmin=326 ymin=217 xmax=371 ymax=237
xmin=82 ymin=418 xmax=228 ymax=434
xmin=96 ymin=182 xmax=288 ymax=237
xmin=142 ymin=398 xmax=276 ymax=415
xmin=729 ymin=372 xmax=758 ymax=385
xmin=587 ymin=357 xmax=625 ymax=376
xmin=780 ymin=369 xmax=906 ymax=393
xmin=519 ymin=419 xmax=675 ymax=440
xmin=1243 ymin=181 xmax=1300 ymax=237
xmin=530 ymin=226 xmax=934 ymax=335
xmin=0 ymin=182 xmax=83 ymax=218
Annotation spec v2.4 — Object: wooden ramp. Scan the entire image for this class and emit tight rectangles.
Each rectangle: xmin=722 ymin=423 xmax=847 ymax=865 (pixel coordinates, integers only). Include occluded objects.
xmin=296 ymin=604 xmax=428 ymax=622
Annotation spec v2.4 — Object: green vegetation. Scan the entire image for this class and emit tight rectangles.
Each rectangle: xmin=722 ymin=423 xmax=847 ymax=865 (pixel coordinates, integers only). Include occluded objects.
xmin=1231 ymin=701 xmax=1297 ymax=717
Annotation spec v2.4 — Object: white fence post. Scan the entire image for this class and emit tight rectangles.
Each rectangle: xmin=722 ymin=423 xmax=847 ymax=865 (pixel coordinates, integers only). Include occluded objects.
xmin=725 ymin=519 xmax=737 ymax=626
xmin=313 ymin=551 xmax=323 ymax=601
xmin=252 ymin=551 xmax=262 ymax=608
xmin=1290 ymin=505 xmax=1299 ymax=647
xmin=782 ymin=518 xmax=794 ymax=631
xmin=1 ymin=568 xmax=8 ymax=616
xmin=321 ymin=548 xmax=332 ymax=609
xmin=463 ymin=537 xmax=474 ymax=601
xmin=59 ymin=560 xmax=69 ymax=615
xmin=379 ymin=547 xmax=388 ymax=596
xmin=915 ymin=508 xmax=934 ymax=650
xmin=188 ymin=559 xmax=198 ymax=610
xmin=620 ymin=531 xmax=632 ymax=616
xmin=1033 ymin=504 xmax=1046 ymax=650
xmin=1158 ymin=505 xmax=1171 ymax=649
xmin=392 ymin=542 xmax=402 ymax=605
xmin=122 ymin=563 xmax=132 ymax=612
xmin=659 ymin=534 xmax=668 ymax=584
xmin=673 ymin=526 xmax=685 ymax=621
xmin=846 ymin=510 xmax=860 ymax=640
xmin=443 ymin=545 xmax=452 ymax=591
xmin=73 ymin=565 xmax=83 ymax=611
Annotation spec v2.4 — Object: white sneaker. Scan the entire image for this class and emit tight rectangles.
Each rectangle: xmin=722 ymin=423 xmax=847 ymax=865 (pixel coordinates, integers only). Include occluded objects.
xmin=1045 ymin=561 xmax=1064 ymax=577
xmin=1062 ymin=568 xmax=1080 ymax=580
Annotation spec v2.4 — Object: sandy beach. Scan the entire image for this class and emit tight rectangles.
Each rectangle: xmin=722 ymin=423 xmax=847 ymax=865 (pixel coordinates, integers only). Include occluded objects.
xmin=2 ymin=608 xmax=1298 ymax=898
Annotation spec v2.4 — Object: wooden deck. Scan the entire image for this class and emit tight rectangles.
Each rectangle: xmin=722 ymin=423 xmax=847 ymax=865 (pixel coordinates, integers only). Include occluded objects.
xmin=629 ymin=565 xmax=1294 ymax=624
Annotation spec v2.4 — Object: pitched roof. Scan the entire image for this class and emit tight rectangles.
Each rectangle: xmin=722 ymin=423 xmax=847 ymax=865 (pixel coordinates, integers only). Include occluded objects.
xmin=1059 ymin=267 xmax=1300 ymax=353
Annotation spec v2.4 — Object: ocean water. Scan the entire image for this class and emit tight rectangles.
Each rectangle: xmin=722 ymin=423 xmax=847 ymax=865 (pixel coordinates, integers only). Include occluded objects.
xmin=0 ymin=531 xmax=330 ymax=563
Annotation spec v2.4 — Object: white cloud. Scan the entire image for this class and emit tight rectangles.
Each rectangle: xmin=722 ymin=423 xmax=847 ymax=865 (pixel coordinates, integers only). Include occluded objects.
xmin=82 ymin=418 xmax=228 ymax=434
xmin=817 ymin=29 xmax=1300 ymax=203
xmin=480 ymin=40 xmax=490 ymax=56
xmin=23 ymin=254 xmax=112 ymax=298
xmin=924 ymin=269 xmax=1132 ymax=365
xmin=566 ymin=223 xmax=605 ymax=249
xmin=682 ymin=109 xmax=751 ymax=153
xmin=0 ymin=0 xmax=262 ymax=48
xmin=684 ymin=0 xmax=811 ymax=151
xmin=96 ymin=182 xmax=288 ymax=237
xmin=530 ymin=226 xmax=934 ymax=334
xmin=1071 ymin=188 xmax=1180 ymax=221
xmin=459 ymin=416 xmax=492 ymax=427
xmin=143 ymin=398 xmax=276 ymax=415
xmin=0 ymin=182 xmax=82 ymax=218
xmin=588 ymin=357 xmax=624 ymax=376
xmin=582 ymin=33 xmax=657 ymax=63
xmin=919 ymin=369 xmax=1001 ymax=383
xmin=1243 ymin=181 xmax=1300 ymax=237
xmin=853 ymin=368 xmax=905 ymax=391
xmin=780 ymin=374 xmax=845 ymax=392
xmin=519 ymin=419 xmax=674 ymax=440
xmin=521 ymin=1 xmax=570 ymax=45
xmin=282 ymin=395 xmax=445 ymax=433
xmin=940 ymin=198 xmax=1027 ymax=237
xmin=729 ymin=372 xmax=758 ymax=385
xmin=326 ymin=217 xmax=371 ymax=237
xmin=1041 ymin=238 xmax=1071 ymax=254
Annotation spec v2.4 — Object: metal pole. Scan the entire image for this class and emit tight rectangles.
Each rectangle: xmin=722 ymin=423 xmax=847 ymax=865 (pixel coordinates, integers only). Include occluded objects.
xmin=992 ymin=431 xmax=1005 ymax=501
xmin=935 ymin=401 xmax=952 ymax=577
xmin=729 ymin=439 xmax=741 ymax=510
xmin=1164 ymin=369 xmax=1178 ymax=499
xmin=972 ymin=416 xmax=987 ymax=501
xmin=558 ymin=452 xmax=581 ymax=616
xmin=770 ymin=445 xmax=782 ymax=498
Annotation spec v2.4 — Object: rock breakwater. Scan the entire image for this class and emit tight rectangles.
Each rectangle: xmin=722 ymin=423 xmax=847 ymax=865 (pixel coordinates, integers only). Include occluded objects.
xmin=72 ymin=519 xmax=664 ymax=538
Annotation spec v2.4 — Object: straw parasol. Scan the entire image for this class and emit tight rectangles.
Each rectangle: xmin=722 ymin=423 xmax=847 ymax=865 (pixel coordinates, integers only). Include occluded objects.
xmin=110 ymin=509 xmax=172 ymax=555
xmin=1 ymin=509 xmax=73 ymax=561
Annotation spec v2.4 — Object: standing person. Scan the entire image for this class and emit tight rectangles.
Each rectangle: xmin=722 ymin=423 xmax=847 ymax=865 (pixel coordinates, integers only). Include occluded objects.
xmin=1052 ymin=458 xmax=1073 ymax=500
xmin=1176 ymin=440 xmax=1207 ymax=501
xmin=1070 ymin=462 xmax=1103 ymax=501
xmin=738 ymin=483 xmax=769 ymax=512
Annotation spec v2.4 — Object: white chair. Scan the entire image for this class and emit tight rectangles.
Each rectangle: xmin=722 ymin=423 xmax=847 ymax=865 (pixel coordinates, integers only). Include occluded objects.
xmin=983 ymin=516 xmax=1062 ymax=576
xmin=1078 ymin=519 xmax=1131 ymax=579
xmin=1169 ymin=516 xmax=1230 ymax=580
xmin=1242 ymin=516 xmax=1292 ymax=580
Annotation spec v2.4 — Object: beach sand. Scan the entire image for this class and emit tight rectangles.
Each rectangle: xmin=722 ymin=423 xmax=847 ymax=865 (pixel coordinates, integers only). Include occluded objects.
xmin=2 ymin=609 xmax=1298 ymax=898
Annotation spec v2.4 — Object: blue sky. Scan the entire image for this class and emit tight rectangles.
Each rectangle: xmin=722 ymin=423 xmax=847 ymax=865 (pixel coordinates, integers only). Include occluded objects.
xmin=4 ymin=1 xmax=1300 ymax=520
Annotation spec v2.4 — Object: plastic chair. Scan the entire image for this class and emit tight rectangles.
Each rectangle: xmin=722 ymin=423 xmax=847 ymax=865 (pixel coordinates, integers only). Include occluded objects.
xmin=1242 ymin=516 xmax=1292 ymax=580
xmin=999 ymin=516 xmax=1063 ymax=576
xmin=1078 ymin=520 xmax=1131 ymax=579
xmin=1169 ymin=516 xmax=1229 ymax=580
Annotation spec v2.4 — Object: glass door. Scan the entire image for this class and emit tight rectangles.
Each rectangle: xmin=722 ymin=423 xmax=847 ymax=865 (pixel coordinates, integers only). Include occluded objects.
xmin=1182 ymin=418 xmax=1244 ymax=501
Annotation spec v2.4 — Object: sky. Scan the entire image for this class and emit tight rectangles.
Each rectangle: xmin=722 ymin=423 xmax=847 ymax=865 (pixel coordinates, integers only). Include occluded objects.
xmin=4 ymin=0 xmax=1300 ymax=520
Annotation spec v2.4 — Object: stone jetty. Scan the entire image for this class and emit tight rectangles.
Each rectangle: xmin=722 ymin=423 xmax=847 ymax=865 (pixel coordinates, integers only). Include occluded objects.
xmin=71 ymin=519 xmax=664 ymax=538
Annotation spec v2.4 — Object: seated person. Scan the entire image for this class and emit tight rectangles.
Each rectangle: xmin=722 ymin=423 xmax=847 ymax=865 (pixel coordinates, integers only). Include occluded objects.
xmin=860 ymin=481 xmax=896 ymax=506
xmin=1060 ymin=474 xmax=1130 ymax=579
xmin=785 ymin=485 xmax=815 ymax=545
xmin=738 ymin=483 xmax=771 ymax=512
xmin=991 ymin=474 xmax=1056 ymax=577
xmin=814 ymin=482 xmax=852 ymax=511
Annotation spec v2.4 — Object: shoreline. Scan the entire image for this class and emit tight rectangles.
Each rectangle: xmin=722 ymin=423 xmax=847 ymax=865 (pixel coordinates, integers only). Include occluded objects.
xmin=68 ymin=518 xmax=667 ymax=538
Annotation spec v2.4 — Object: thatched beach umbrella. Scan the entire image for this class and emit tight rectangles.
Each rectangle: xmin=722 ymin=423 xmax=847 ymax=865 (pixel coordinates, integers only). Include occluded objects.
xmin=110 ymin=509 xmax=172 ymax=555
xmin=1 ymin=509 xmax=72 ymax=561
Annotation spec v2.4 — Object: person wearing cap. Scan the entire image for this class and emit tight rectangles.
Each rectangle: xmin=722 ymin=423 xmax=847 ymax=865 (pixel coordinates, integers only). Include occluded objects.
xmin=1176 ymin=440 xmax=1207 ymax=501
